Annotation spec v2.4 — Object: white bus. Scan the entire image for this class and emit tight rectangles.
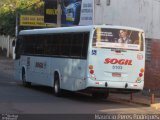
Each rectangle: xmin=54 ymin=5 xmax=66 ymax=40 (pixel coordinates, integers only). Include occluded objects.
xmin=15 ymin=25 xmax=145 ymax=98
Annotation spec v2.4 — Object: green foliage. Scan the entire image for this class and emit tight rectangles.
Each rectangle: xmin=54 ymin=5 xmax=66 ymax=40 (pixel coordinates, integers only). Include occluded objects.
xmin=0 ymin=0 xmax=44 ymax=36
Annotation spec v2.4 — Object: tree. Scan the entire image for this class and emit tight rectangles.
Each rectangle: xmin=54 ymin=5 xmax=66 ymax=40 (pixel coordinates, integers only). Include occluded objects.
xmin=0 ymin=0 xmax=44 ymax=36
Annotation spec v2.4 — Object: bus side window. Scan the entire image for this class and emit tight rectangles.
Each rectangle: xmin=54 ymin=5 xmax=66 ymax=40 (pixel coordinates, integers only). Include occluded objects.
xmin=82 ymin=33 xmax=89 ymax=58
xmin=15 ymin=36 xmax=22 ymax=59
xmin=70 ymin=33 xmax=83 ymax=58
xmin=44 ymin=35 xmax=51 ymax=55
xmin=61 ymin=33 xmax=72 ymax=56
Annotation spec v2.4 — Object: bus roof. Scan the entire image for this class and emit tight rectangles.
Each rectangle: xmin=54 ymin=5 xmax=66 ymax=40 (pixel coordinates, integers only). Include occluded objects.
xmin=19 ymin=25 xmax=144 ymax=35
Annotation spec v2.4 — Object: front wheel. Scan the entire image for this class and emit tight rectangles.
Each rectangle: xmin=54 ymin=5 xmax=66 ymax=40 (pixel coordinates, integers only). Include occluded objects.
xmin=22 ymin=71 xmax=31 ymax=87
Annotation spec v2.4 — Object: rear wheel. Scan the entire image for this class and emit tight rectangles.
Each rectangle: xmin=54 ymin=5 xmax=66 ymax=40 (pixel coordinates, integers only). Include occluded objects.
xmin=54 ymin=74 xmax=62 ymax=97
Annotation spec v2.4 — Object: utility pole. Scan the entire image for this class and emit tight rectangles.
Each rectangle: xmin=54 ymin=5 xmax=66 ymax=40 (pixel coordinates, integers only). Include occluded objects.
xmin=13 ymin=12 xmax=19 ymax=59
xmin=15 ymin=12 xmax=19 ymax=38
xmin=57 ymin=0 xmax=61 ymax=27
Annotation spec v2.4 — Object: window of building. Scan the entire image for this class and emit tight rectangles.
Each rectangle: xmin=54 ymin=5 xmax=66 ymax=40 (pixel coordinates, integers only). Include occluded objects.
xmin=145 ymin=38 xmax=151 ymax=61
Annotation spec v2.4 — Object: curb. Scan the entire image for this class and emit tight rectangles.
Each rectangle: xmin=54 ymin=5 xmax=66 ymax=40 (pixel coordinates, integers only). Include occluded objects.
xmin=109 ymin=96 xmax=160 ymax=110
xmin=109 ymin=97 xmax=150 ymax=106
xmin=151 ymin=103 xmax=160 ymax=110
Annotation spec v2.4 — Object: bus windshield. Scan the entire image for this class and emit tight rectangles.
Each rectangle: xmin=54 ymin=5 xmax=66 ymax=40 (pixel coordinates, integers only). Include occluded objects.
xmin=92 ymin=28 xmax=144 ymax=51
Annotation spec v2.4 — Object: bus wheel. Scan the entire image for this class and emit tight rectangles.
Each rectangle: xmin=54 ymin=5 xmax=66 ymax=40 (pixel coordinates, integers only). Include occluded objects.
xmin=54 ymin=74 xmax=61 ymax=97
xmin=92 ymin=92 xmax=109 ymax=99
xmin=22 ymin=70 xmax=31 ymax=87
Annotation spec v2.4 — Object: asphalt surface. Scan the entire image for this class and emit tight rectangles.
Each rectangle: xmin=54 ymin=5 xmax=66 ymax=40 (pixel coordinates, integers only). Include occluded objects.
xmin=0 ymin=58 xmax=159 ymax=116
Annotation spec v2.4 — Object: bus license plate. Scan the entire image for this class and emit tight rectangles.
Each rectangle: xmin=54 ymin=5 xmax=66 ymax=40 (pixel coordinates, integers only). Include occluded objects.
xmin=112 ymin=73 xmax=121 ymax=77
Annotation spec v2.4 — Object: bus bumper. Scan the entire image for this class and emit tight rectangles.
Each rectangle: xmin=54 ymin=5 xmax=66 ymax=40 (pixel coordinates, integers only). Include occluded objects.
xmin=86 ymin=79 xmax=144 ymax=93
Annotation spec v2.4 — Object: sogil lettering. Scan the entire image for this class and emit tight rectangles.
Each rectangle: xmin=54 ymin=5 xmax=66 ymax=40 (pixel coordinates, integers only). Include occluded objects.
xmin=104 ymin=58 xmax=132 ymax=65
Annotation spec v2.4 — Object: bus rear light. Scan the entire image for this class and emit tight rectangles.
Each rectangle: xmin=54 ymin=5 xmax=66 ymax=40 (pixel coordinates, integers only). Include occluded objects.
xmin=138 ymin=68 xmax=144 ymax=78
xmin=90 ymin=70 xmax=94 ymax=74
xmin=139 ymin=73 xmax=143 ymax=77
xmin=89 ymin=65 xmax=94 ymax=69
xmin=140 ymin=68 xmax=144 ymax=73
xmin=89 ymin=65 xmax=95 ymax=75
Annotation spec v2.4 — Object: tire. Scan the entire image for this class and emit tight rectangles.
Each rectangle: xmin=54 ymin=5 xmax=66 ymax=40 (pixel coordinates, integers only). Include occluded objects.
xmin=54 ymin=74 xmax=62 ymax=97
xmin=22 ymin=70 xmax=31 ymax=87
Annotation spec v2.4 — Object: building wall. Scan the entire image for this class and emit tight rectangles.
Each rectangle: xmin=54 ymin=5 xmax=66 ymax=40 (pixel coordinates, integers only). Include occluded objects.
xmin=94 ymin=0 xmax=160 ymax=39
xmin=145 ymin=39 xmax=160 ymax=89
xmin=0 ymin=35 xmax=15 ymax=58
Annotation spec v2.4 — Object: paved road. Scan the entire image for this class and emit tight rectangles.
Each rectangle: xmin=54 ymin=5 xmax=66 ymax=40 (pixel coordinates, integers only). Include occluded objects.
xmin=0 ymin=58 xmax=159 ymax=115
